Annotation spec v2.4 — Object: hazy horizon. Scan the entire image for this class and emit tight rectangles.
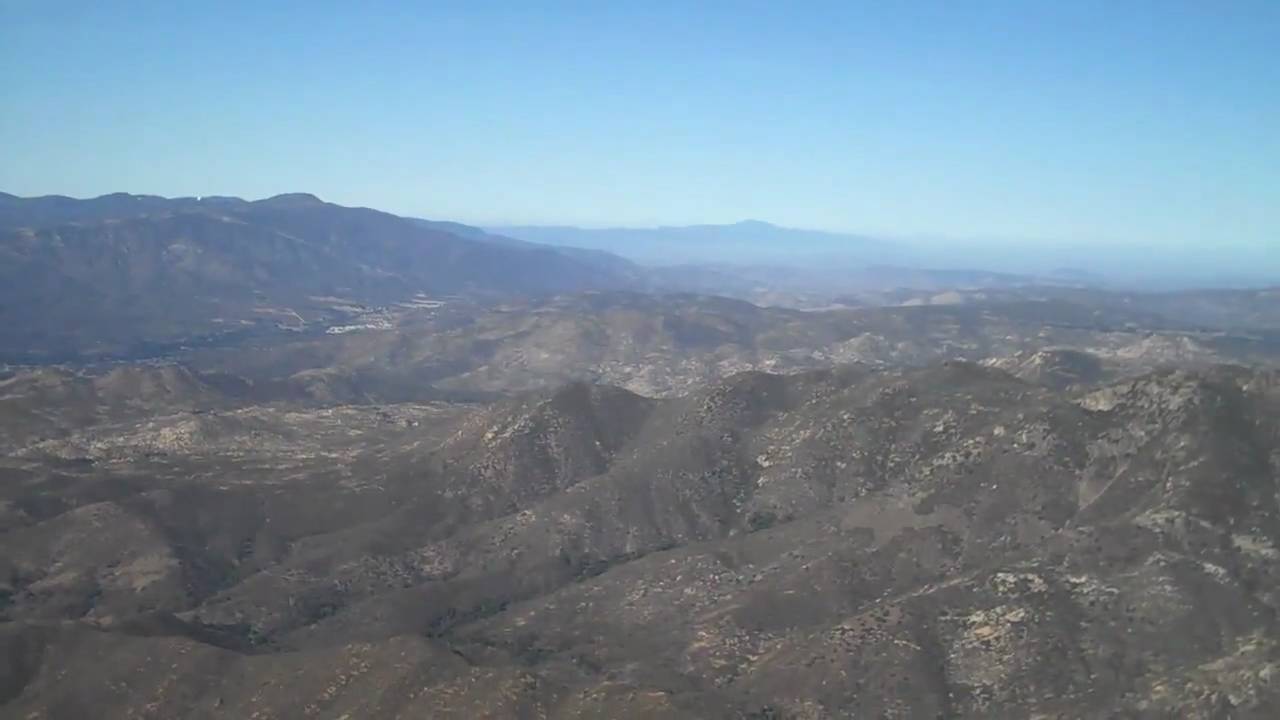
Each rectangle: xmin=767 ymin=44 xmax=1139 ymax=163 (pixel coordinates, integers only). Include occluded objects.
xmin=3 ymin=187 xmax=1278 ymax=282
xmin=6 ymin=6 xmax=1280 ymax=715
xmin=4 ymin=2 xmax=1277 ymax=263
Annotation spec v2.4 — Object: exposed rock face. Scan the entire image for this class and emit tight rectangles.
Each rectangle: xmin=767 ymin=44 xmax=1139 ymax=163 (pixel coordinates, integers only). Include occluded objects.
xmin=3 ymin=361 xmax=1278 ymax=718
xmin=982 ymin=348 xmax=1106 ymax=389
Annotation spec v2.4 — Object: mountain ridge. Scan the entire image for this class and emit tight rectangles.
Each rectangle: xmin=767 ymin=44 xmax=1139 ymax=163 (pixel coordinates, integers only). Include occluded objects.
xmin=0 ymin=193 xmax=646 ymax=361
xmin=4 ymin=360 xmax=1279 ymax=717
xmin=490 ymin=220 xmax=890 ymax=266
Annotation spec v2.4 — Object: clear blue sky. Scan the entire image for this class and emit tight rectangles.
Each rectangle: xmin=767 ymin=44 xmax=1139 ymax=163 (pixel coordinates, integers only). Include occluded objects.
xmin=2 ymin=1 xmax=1277 ymax=253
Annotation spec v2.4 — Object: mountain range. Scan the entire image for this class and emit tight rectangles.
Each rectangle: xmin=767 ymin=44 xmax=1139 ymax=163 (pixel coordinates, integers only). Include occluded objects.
xmin=0 ymin=192 xmax=642 ymax=362
xmin=491 ymin=219 xmax=889 ymax=266
xmin=493 ymin=219 xmax=1280 ymax=288
xmin=4 ymin=358 xmax=1279 ymax=717
xmin=4 ymin=190 xmax=1280 ymax=718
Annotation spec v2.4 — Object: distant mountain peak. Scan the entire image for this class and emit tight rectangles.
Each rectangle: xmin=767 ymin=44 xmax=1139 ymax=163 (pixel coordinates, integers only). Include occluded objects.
xmin=491 ymin=219 xmax=883 ymax=266
xmin=258 ymin=192 xmax=325 ymax=206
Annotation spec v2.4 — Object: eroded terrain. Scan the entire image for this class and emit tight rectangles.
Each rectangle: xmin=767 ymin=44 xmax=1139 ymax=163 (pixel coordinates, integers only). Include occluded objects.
xmin=4 ymin=351 xmax=1279 ymax=718
xmin=3 ymin=193 xmax=1280 ymax=718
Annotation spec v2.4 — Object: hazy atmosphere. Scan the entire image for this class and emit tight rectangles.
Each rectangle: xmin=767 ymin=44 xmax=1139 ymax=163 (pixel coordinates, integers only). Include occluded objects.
xmin=4 ymin=3 xmax=1280 ymax=719
xmin=3 ymin=2 xmax=1277 ymax=278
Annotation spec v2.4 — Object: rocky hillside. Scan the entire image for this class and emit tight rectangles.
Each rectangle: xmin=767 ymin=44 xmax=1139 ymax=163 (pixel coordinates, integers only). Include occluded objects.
xmin=4 ymin=192 xmax=1280 ymax=719
xmin=3 ymin=360 xmax=1278 ymax=717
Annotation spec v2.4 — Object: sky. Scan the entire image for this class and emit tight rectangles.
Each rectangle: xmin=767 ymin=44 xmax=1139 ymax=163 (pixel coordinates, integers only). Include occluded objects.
xmin=2 ymin=1 xmax=1278 ymax=259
